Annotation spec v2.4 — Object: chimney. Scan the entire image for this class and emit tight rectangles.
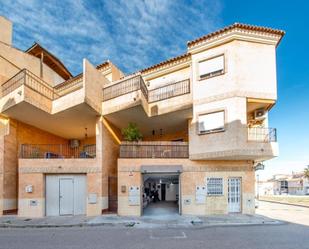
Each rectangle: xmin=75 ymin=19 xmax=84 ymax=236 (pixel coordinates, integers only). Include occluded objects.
xmin=0 ymin=16 xmax=12 ymax=46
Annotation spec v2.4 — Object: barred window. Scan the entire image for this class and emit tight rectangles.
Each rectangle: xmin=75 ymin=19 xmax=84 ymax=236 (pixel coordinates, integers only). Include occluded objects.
xmin=207 ymin=178 xmax=223 ymax=195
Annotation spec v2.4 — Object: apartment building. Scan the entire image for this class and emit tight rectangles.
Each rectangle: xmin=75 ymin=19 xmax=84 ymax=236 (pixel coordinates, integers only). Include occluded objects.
xmin=258 ymin=173 xmax=309 ymax=196
xmin=0 ymin=15 xmax=284 ymax=217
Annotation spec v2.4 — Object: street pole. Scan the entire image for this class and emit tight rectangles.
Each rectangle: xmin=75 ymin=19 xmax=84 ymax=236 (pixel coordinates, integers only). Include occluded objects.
xmin=257 ymin=174 xmax=260 ymax=200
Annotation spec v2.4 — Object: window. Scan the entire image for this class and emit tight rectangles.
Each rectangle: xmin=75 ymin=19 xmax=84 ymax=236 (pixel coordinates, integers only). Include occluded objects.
xmin=198 ymin=55 xmax=224 ymax=79
xmin=198 ymin=111 xmax=225 ymax=134
xmin=207 ymin=178 xmax=223 ymax=195
xmin=280 ymin=180 xmax=288 ymax=190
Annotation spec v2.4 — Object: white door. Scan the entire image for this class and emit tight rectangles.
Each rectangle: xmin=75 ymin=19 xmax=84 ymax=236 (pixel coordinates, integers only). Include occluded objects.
xmin=46 ymin=175 xmax=86 ymax=216
xmin=46 ymin=175 xmax=60 ymax=216
xmin=228 ymin=178 xmax=241 ymax=213
xmin=59 ymin=178 xmax=74 ymax=215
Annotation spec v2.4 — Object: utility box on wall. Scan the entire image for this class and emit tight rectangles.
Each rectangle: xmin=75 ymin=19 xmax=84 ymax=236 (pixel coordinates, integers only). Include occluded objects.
xmin=128 ymin=186 xmax=140 ymax=206
xmin=195 ymin=185 xmax=207 ymax=204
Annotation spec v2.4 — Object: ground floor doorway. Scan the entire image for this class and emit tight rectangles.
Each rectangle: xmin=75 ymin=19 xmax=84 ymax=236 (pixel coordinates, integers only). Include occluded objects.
xmin=228 ymin=177 xmax=241 ymax=213
xmin=108 ymin=176 xmax=118 ymax=212
xmin=46 ymin=174 xmax=86 ymax=216
xmin=142 ymin=173 xmax=180 ymax=216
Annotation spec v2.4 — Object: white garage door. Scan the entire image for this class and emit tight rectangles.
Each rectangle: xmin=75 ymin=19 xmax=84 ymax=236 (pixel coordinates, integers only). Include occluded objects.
xmin=46 ymin=174 xmax=86 ymax=216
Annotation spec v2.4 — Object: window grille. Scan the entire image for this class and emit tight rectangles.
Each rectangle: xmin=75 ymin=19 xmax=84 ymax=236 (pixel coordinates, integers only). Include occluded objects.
xmin=207 ymin=177 xmax=223 ymax=195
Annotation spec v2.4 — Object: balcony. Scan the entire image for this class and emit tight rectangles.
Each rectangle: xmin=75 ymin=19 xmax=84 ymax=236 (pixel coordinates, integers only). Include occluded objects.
xmin=102 ymin=75 xmax=142 ymax=101
xmin=102 ymin=75 xmax=191 ymax=115
xmin=1 ymin=69 xmax=55 ymax=100
xmin=119 ymin=141 xmax=189 ymax=158
xmin=247 ymin=127 xmax=277 ymax=142
xmin=54 ymin=74 xmax=83 ymax=99
xmin=146 ymin=79 xmax=190 ymax=103
xmin=102 ymin=75 xmax=190 ymax=103
xmin=20 ymin=144 xmax=96 ymax=159
xmin=1 ymin=69 xmax=87 ymax=101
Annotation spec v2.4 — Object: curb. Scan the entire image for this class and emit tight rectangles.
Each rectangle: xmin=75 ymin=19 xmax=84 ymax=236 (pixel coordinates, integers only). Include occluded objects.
xmin=259 ymin=200 xmax=309 ymax=209
xmin=0 ymin=222 xmax=122 ymax=229
xmin=193 ymin=220 xmax=284 ymax=229
xmin=0 ymin=220 xmax=283 ymax=229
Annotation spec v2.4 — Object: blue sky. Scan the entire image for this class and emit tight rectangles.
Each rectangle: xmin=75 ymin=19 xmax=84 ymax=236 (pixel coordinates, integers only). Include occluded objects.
xmin=0 ymin=0 xmax=308 ymax=179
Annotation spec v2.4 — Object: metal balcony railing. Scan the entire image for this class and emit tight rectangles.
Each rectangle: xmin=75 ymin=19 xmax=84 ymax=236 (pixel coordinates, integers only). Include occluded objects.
xmin=120 ymin=141 xmax=189 ymax=158
xmin=103 ymin=75 xmax=142 ymax=101
xmin=247 ymin=127 xmax=277 ymax=142
xmin=102 ymin=75 xmax=190 ymax=103
xmin=1 ymin=69 xmax=56 ymax=99
xmin=147 ymin=79 xmax=190 ymax=103
xmin=1 ymin=69 xmax=190 ymax=105
xmin=20 ymin=144 xmax=96 ymax=159
xmin=1 ymin=69 xmax=85 ymax=100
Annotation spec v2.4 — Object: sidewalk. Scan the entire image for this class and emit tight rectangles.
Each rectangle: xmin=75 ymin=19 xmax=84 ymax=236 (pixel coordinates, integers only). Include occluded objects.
xmin=0 ymin=213 xmax=282 ymax=229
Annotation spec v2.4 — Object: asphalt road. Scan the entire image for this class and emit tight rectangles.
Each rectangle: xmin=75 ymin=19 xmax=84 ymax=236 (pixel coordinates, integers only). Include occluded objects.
xmin=256 ymin=200 xmax=309 ymax=226
xmin=0 ymin=201 xmax=308 ymax=249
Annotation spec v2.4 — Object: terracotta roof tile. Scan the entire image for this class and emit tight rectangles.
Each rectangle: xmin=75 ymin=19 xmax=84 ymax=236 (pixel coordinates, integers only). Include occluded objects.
xmin=96 ymin=60 xmax=110 ymax=70
xmin=187 ymin=22 xmax=285 ymax=48
xmin=140 ymin=53 xmax=191 ymax=74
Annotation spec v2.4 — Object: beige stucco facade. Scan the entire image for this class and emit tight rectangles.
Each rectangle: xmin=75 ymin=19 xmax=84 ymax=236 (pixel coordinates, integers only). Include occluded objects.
xmin=118 ymin=159 xmax=255 ymax=216
xmin=0 ymin=17 xmax=284 ymax=217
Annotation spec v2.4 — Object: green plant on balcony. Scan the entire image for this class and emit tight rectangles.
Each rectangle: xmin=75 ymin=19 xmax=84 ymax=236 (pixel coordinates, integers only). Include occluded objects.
xmin=30 ymin=148 xmax=40 ymax=158
xmin=122 ymin=123 xmax=142 ymax=142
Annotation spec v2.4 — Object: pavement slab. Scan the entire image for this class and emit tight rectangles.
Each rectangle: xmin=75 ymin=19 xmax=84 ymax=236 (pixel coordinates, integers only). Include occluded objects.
xmin=0 ymin=212 xmax=281 ymax=229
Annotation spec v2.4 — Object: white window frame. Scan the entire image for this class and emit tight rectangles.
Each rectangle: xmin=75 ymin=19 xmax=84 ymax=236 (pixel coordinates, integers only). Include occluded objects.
xmin=198 ymin=54 xmax=225 ymax=80
xmin=207 ymin=177 xmax=223 ymax=196
xmin=198 ymin=111 xmax=225 ymax=134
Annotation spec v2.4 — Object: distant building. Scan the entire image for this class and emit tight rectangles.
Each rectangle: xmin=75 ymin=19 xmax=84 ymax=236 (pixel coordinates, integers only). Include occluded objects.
xmin=258 ymin=173 xmax=309 ymax=196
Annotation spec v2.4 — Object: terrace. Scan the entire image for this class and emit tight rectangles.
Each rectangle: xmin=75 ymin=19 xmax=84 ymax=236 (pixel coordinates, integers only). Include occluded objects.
xmin=0 ymin=69 xmax=84 ymax=101
xmin=102 ymin=74 xmax=190 ymax=103
xmin=102 ymin=74 xmax=191 ymax=115
xmin=20 ymin=144 xmax=96 ymax=159
xmin=120 ymin=141 xmax=189 ymax=159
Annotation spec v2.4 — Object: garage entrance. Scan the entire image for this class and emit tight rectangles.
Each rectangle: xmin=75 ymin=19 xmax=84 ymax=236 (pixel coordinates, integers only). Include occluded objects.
xmin=142 ymin=173 xmax=180 ymax=216
xmin=46 ymin=174 xmax=86 ymax=216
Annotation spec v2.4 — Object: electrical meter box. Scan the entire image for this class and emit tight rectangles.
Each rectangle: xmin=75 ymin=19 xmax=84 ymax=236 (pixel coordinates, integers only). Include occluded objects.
xmin=195 ymin=185 xmax=207 ymax=204
xmin=129 ymin=186 xmax=140 ymax=206
xmin=88 ymin=193 xmax=97 ymax=204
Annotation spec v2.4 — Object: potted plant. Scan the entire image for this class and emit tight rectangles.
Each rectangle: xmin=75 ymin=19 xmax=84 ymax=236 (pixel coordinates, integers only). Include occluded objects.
xmin=122 ymin=123 xmax=142 ymax=142
xmin=122 ymin=123 xmax=143 ymax=157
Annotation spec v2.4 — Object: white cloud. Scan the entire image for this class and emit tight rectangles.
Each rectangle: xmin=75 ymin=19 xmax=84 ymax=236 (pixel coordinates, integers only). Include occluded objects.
xmin=0 ymin=0 xmax=222 ymax=75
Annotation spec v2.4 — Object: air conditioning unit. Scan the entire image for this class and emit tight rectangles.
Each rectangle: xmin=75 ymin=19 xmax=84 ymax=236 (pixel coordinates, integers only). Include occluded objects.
xmin=69 ymin=139 xmax=80 ymax=148
xmin=254 ymin=108 xmax=267 ymax=120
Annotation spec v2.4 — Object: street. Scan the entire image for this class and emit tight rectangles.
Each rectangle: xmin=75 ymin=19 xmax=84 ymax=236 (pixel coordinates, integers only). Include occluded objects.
xmin=0 ymin=201 xmax=308 ymax=249
xmin=256 ymin=200 xmax=309 ymax=226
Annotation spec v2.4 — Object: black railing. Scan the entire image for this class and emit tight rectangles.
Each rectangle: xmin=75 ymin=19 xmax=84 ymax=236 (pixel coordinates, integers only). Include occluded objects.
xmin=148 ymin=79 xmax=190 ymax=103
xmin=2 ymin=69 xmax=190 ymax=104
xmin=20 ymin=144 xmax=96 ymax=159
xmin=140 ymin=78 xmax=149 ymax=101
xmin=247 ymin=127 xmax=277 ymax=142
xmin=102 ymin=75 xmax=190 ymax=103
xmin=120 ymin=141 xmax=189 ymax=158
xmin=1 ymin=69 xmax=86 ymax=100
xmin=103 ymin=75 xmax=142 ymax=101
